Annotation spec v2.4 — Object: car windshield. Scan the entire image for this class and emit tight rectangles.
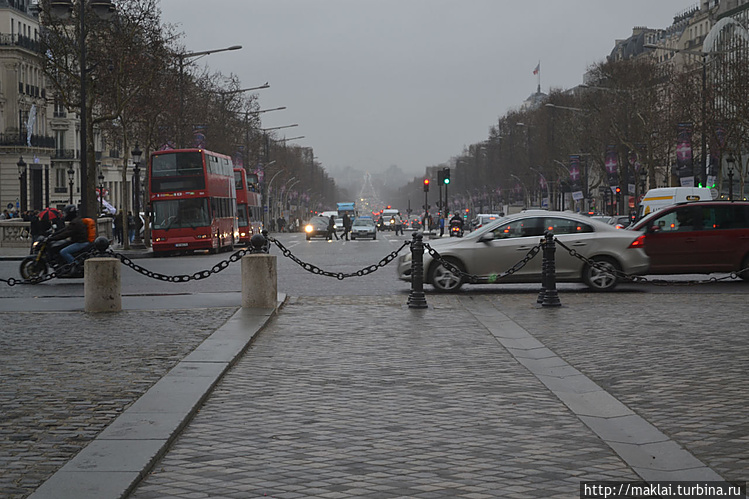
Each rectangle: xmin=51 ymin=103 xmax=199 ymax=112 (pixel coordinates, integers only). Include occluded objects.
xmin=354 ymin=218 xmax=374 ymax=227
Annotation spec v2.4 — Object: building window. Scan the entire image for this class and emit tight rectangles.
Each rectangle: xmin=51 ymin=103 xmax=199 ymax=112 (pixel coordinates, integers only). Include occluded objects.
xmin=55 ymin=168 xmax=67 ymax=189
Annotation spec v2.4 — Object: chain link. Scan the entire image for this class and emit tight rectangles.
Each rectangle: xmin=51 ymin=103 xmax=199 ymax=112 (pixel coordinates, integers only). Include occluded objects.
xmin=5 ymin=247 xmax=97 ymax=286
xmin=268 ymin=235 xmax=411 ymax=279
xmin=4 ymin=234 xmax=746 ymax=288
xmin=423 ymin=241 xmax=542 ymax=284
xmin=108 ymin=246 xmax=253 ymax=282
xmin=554 ymin=238 xmax=748 ymax=286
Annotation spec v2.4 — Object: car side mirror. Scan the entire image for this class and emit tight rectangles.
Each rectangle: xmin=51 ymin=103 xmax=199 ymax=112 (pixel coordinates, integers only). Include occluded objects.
xmin=647 ymin=225 xmax=661 ymax=234
xmin=478 ymin=233 xmax=495 ymax=243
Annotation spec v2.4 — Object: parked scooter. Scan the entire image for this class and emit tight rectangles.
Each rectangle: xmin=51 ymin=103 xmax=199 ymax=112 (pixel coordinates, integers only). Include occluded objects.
xmin=19 ymin=232 xmax=93 ymax=281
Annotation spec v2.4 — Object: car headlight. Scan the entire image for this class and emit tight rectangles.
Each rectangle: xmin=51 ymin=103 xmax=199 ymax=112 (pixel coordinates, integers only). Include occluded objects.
xmin=403 ymin=253 xmax=412 ymax=263
xmin=305 ymin=225 xmax=313 ymax=233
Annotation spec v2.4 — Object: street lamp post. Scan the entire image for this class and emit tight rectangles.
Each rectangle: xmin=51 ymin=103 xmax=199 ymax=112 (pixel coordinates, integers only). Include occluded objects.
xmin=67 ymin=166 xmax=75 ymax=205
xmin=130 ymin=144 xmax=145 ymax=249
xmin=177 ymin=45 xmax=242 ymax=147
xmin=17 ymin=156 xmax=27 ymax=213
xmin=726 ymin=155 xmax=735 ymax=200
xmin=529 ymin=167 xmax=548 ymax=209
xmin=97 ymin=171 xmax=104 ymax=215
xmin=265 ymin=167 xmax=284 ymax=229
xmin=510 ymin=174 xmax=529 ymax=209
xmin=638 ymin=169 xmax=648 ymax=218
xmin=49 ymin=0 xmax=116 ymax=218
xmin=283 ymin=179 xmax=300 ymax=221
xmin=279 ymin=177 xmax=297 ymax=222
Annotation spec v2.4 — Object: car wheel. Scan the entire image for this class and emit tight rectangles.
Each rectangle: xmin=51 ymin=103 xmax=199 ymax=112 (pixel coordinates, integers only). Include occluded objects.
xmin=373 ymin=233 xmax=377 ymax=240
xmin=582 ymin=256 xmax=621 ymax=291
xmin=429 ymin=257 xmax=465 ymax=292
xmin=351 ymin=235 xmax=356 ymax=240
xmin=740 ymin=254 xmax=749 ymax=282
xmin=306 ymin=235 xmax=311 ymax=241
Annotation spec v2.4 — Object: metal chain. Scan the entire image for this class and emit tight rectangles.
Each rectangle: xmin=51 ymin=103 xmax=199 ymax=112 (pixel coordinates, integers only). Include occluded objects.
xmin=268 ymin=235 xmax=411 ymax=279
xmin=423 ymin=241 xmax=542 ymax=284
xmin=554 ymin=238 xmax=748 ymax=286
xmin=109 ymin=246 xmax=252 ymax=282
xmin=3 ymin=247 xmax=97 ymax=286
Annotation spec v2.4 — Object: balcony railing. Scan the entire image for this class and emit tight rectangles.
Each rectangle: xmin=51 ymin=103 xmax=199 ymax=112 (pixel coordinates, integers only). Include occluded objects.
xmin=0 ymin=34 xmax=44 ymax=54
xmin=53 ymin=149 xmax=76 ymax=159
xmin=0 ymin=133 xmax=55 ymax=148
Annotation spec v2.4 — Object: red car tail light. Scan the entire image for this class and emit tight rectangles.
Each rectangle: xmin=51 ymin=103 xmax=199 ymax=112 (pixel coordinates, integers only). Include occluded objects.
xmin=628 ymin=234 xmax=646 ymax=249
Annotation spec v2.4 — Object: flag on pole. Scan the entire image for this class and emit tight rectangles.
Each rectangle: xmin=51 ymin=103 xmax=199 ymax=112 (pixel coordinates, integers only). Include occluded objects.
xmin=533 ymin=63 xmax=540 ymax=75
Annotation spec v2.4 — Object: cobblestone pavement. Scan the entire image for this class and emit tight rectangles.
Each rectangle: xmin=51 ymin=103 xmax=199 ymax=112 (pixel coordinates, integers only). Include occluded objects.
xmin=0 ymin=308 xmax=238 ymax=499
xmin=130 ymin=296 xmax=640 ymax=499
xmin=492 ymin=292 xmax=749 ymax=484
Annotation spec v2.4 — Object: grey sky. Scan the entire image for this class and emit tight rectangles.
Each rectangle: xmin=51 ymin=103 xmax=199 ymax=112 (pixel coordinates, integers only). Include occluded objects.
xmin=159 ymin=0 xmax=691 ymax=176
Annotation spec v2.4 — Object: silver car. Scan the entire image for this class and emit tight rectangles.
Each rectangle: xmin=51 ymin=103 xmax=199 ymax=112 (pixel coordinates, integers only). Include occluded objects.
xmin=350 ymin=216 xmax=377 ymax=240
xmin=397 ymin=210 xmax=649 ymax=292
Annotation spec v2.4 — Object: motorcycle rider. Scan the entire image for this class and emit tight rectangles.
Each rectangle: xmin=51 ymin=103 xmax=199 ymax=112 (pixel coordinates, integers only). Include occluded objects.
xmin=48 ymin=205 xmax=91 ymax=266
xmin=450 ymin=213 xmax=464 ymax=231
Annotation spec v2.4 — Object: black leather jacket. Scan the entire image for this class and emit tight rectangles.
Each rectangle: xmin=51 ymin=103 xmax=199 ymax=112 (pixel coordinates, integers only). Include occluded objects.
xmin=49 ymin=217 xmax=88 ymax=244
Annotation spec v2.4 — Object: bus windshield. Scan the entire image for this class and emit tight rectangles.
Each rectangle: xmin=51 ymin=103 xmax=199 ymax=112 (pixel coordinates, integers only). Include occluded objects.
xmin=152 ymin=198 xmax=210 ymax=229
xmin=152 ymin=151 xmax=204 ymax=177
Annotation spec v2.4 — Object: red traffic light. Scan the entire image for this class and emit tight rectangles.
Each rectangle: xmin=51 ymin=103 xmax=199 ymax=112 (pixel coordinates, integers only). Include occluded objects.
xmin=423 ymin=178 xmax=430 ymax=192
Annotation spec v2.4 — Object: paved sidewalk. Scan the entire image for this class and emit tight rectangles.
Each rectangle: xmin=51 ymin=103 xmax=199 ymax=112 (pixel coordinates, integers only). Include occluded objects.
xmin=5 ymin=291 xmax=748 ymax=498
xmin=99 ymin=295 xmax=749 ymax=496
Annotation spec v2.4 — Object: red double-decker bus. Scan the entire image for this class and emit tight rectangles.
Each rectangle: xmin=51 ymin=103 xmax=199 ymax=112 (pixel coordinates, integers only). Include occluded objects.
xmin=149 ymin=148 xmax=238 ymax=255
xmin=234 ymin=167 xmax=263 ymax=245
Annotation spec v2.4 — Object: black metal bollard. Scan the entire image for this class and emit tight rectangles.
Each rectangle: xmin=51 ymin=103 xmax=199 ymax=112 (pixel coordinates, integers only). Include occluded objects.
xmin=407 ymin=232 xmax=428 ymax=309
xmin=541 ymin=231 xmax=561 ymax=307
xmin=537 ymin=236 xmax=548 ymax=304
xmin=93 ymin=236 xmax=110 ymax=255
xmin=250 ymin=231 xmax=270 ymax=254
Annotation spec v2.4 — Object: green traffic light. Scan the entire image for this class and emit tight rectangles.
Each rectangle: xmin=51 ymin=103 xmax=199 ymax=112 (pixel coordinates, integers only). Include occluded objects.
xmin=443 ymin=178 xmax=450 ymax=185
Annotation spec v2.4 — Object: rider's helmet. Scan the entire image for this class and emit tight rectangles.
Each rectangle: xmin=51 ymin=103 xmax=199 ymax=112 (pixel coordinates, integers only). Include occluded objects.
xmin=62 ymin=204 xmax=78 ymax=222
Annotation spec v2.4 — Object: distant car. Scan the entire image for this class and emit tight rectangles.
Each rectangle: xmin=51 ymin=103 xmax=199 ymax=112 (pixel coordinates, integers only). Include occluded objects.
xmin=631 ymin=200 xmax=749 ymax=280
xmin=350 ymin=216 xmax=377 ymax=240
xmin=304 ymin=217 xmax=329 ymax=240
xmin=381 ymin=209 xmax=400 ymax=231
xmin=405 ymin=215 xmax=422 ymax=231
xmin=608 ymin=215 xmax=633 ymax=229
xmin=397 ymin=210 xmax=649 ymax=292
xmin=471 ymin=213 xmax=501 ymax=231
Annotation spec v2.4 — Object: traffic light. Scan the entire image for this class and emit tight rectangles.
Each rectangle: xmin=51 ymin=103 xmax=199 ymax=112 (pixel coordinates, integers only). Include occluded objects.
xmin=615 ymin=187 xmax=621 ymax=194
xmin=443 ymin=167 xmax=450 ymax=185
xmin=423 ymin=178 xmax=430 ymax=192
xmin=437 ymin=169 xmax=444 ymax=184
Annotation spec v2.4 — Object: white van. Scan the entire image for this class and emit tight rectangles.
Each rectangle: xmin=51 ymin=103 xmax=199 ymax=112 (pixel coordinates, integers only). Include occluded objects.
xmin=638 ymin=187 xmax=717 ymax=218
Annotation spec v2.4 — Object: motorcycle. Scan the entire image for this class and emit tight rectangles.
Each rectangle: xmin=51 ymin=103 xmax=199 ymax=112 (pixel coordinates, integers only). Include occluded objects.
xmin=449 ymin=221 xmax=464 ymax=238
xmin=19 ymin=233 xmax=93 ymax=281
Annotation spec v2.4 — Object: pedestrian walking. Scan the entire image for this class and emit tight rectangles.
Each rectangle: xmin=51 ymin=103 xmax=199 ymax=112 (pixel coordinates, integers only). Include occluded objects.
xmin=394 ymin=213 xmax=404 ymax=235
xmin=127 ymin=211 xmax=136 ymax=243
xmin=326 ymin=215 xmax=339 ymax=241
xmin=341 ymin=213 xmax=351 ymax=241
xmin=114 ymin=209 xmax=124 ymax=245
xmin=439 ymin=215 xmax=445 ymax=237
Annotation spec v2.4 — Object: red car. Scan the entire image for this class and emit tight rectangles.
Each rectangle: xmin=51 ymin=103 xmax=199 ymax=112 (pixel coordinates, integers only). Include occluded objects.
xmin=631 ymin=201 xmax=749 ymax=280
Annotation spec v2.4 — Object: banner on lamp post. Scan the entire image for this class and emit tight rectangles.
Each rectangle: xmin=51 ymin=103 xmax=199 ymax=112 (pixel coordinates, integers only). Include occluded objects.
xmin=675 ymin=123 xmax=694 ymax=183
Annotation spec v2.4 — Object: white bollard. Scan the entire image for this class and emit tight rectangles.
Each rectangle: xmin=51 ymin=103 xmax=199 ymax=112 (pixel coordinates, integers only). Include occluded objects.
xmin=241 ymin=254 xmax=277 ymax=309
xmin=84 ymin=257 xmax=121 ymax=313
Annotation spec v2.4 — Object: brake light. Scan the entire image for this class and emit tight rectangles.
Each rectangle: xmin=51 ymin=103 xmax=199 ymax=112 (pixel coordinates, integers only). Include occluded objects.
xmin=628 ymin=234 xmax=646 ymax=249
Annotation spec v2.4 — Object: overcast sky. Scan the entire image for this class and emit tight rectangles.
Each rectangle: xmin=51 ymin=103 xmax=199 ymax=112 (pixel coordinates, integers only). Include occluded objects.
xmin=159 ymin=0 xmax=692 ymax=176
